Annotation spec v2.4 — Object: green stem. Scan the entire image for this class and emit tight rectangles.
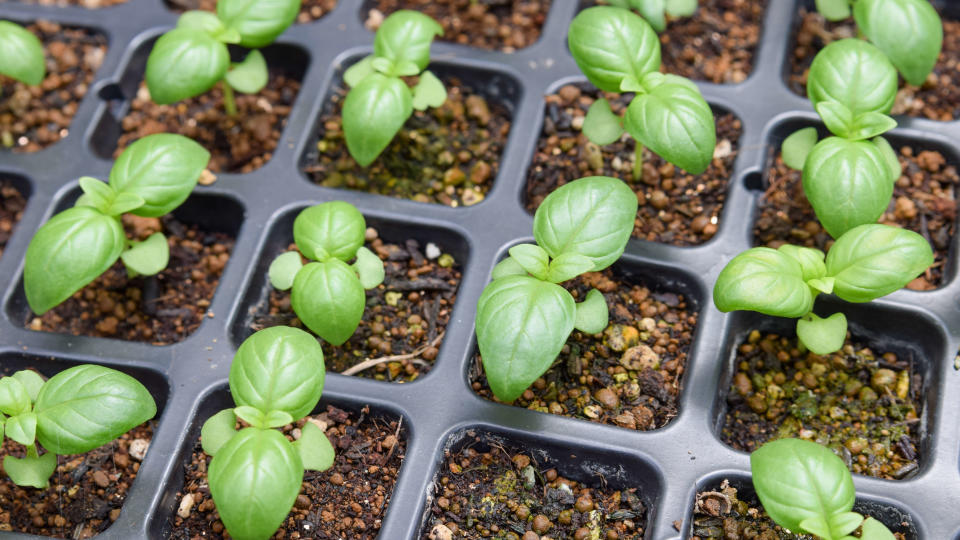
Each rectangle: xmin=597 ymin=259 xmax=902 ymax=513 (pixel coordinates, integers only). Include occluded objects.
xmin=222 ymin=80 xmax=237 ymax=117
xmin=633 ymin=141 xmax=644 ymax=182
xmin=26 ymin=445 xmax=39 ymax=459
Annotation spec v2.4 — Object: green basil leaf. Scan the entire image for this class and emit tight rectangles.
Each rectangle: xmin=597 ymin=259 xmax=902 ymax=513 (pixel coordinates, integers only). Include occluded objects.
xmin=5 ymin=412 xmax=36 ymax=446
xmin=807 ymin=39 xmax=897 ymax=116
xmin=109 ymin=133 xmax=210 ymax=217
xmin=825 ymin=224 xmax=934 ymax=302
xmin=0 ymin=20 xmax=45 ymax=86
xmin=0 ymin=377 xmax=32 ymax=416
xmin=121 ymin=232 xmax=169 ymax=276
xmin=624 ymin=82 xmax=716 ymax=174
xmin=12 ymin=371 xmax=45 ymax=403
xmin=201 ymin=408 xmax=237 ymax=456
xmin=491 ymin=257 xmax=527 ymax=280
xmin=781 ymin=127 xmax=819 ymax=171
xmin=872 ymin=136 xmax=901 ymax=183
xmin=177 ymin=10 xmax=227 ymax=36
xmin=230 ymin=326 xmax=326 ymax=421
xmin=777 ymin=245 xmax=826 ymax=282
xmin=797 ymin=312 xmax=847 ymax=355
xmin=225 ymin=49 xmax=268 ymax=94
xmin=393 ymin=60 xmax=420 ymax=77
xmin=24 ymin=206 xmax=125 ymax=315
xmin=78 ymin=176 xmax=116 ymax=215
xmin=0 ymin=414 xmax=4 ymax=441
xmin=816 ymin=100 xmax=856 ymax=138
xmin=411 ymin=69 xmax=447 ymax=111
xmin=848 ymin=111 xmax=897 ymax=141
xmin=263 ymin=410 xmax=294 ymax=429
xmin=828 ymin=511 xmax=867 ymax=538
xmin=634 ymin=0 xmax=666 ymax=33
xmin=291 ymin=260 xmax=365 ymax=346
xmin=352 ymin=246 xmax=385 ymax=289
xmin=508 ymin=244 xmax=549 ymax=280
xmin=233 ymin=405 xmax=265 ymax=427
xmin=802 ymin=136 xmax=895 ymax=239
xmin=854 ymin=0 xmax=942 ymax=86
xmin=371 ymin=57 xmax=395 ymax=75
xmin=476 ymin=276 xmax=576 ymax=403
xmin=547 ymin=252 xmax=596 ymax=284
xmin=293 ymin=201 xmax=366 ymax=262
xmin=751 ymin=438 xmax=856 ymax=534
xmin=860 ymin=517 xmax=897 ymax=540
xmin=343 ymin=55 xmax=375 ymax=88
xmin=34 ymin=365 xmax=156 ymax=455
xmin=799 ymin=515 xmax=833 ymax=539
xmin=3 ymin=452 xmax=56 ymax=489
xmin=574 ymin=288 xmax=608 ymax=334
xmin=583 ymin=98 xmax=625 ymax=146
xmin=106 ymin=192 xmax=146 ymax=216
xmin=145 ymin=28 xmax=229 ymax=105
xmin=807 ymin=276 xmax=835 ymax=295
xmin=373 ymin=10 xmax=443 ymax=72
xmin=217 ymin=0 xmax=299 ymax=48
xmin=342 ymin=72 xmax=413 ymax=167
xmin=568 ymin=7 xmax=660 ymax=92
xmin=664 ymin=0 xmax=697 ymax=17
xmin=208 ymin=428 xmax=303 ymax=540
xmin=294 ymin=421 xmax=334 ymax=472
xmin=713 ymin=247 xmax=813 ymax=318
xmin=815 ymin=0 xmax=851 ymax=20
xmin=533 ymin=176 xmax=637 ymax=271
xmin=269 ymin=251 xmax=303 ymax=290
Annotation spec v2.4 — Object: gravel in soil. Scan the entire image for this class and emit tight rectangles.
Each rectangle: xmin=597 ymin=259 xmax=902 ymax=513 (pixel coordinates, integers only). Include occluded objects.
xmin=721 ymin=331 xmax=923 ymax=481
xmin=472 ymin=268 xmax=697 ymax=431
xmin=754 ymin=145 xmax=957 ymax=290
xmin=366 ymin=0 xmax=550 ymax=52
xmin=115 ymin=73 xmax=301 ymax=173
xmin=250 ymin=228 xmax=461 ymax=382
xmin=302 ymin=74 xmax=509 ymax=207
xmin=172 ymin=405 xmax=405 ymax=540
xmin=788 ymin=9 xmax=960 ymax=121
xmin=586 ymin=0 xmax=767 ymax=83
xmin=27 ymin=214 xmax=234 ymax=344
xmin=0 ymin=422 xmax=154 ymax=538
xmin=0 ymin=21 xmax=106 ymax=153
xmin=164 ymin=0 xmax=337 ymax=24
xmin=0 ymin=180 xmax=27 ymax=260
xmin=3 ymin=0 xmax=125 ymax=7
xmin=526 ymin=84 xmax=740 ymax=246
xmin=424 ymin=433 xmax=647 ymax=540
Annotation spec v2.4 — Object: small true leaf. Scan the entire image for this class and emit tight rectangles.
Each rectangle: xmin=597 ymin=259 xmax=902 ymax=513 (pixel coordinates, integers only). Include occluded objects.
xmin=797 ymin=312 xmax=847 ymax=355
xmin=713 ymin=247 xmax=813 ymax=318
xmin=0 ymin=377 xmax=31 ymax=416
xmin=294 ymin=421 xmax=334 ymax=472
xmin=827 ymin=512 xmax=867 ymax=538
xmin=807 ymin=39 xmax=897 ymax=116
xmin=848 ymin=111 xmax=897 ymax=141
xmin=263 ymin=410 xmax=294 ymax=429
xmin=109 ymin=133 xmax=210 ymax=217
xmin=816 ymin=100 xmax=856 ymax=138
xmin=373 ymin=10 xmax=443 ymax=72
xmin=145 ymin=28 xmax=229 ymax=105
xmin=781 ymin=127 xmax=818 ymax=171
xmin=177 ymin=10 xmax=228 ymax=36
xmin=201 ymin=408 xmax=237 ymax=456
xmin=344 ymin=55 xmax=375 ymax=87
xmin=217 ymin=0 xmax=300 ymax=48
xmin=854 ymin=0 xmax=942 ymax=86
xmin=105 ymin=192 xmax=146 ymax=216
xmin=574 ymin=288 xmax=608 ymax=334
xmin=5 ymin=413 xmax=37 ymax=446
xmin=291 ymin=260 xmax=366 ymax=346
xmin=233 ymin=405 xmax=266 ymax=427
xmin=546 ymin=252 xmax=596 ymax=284
xmin=583 ymin=98 xmax=625 ymax=146
xmin=860 ymin=517 xmax=897 ymax=540
xmin=3 ymin=453 xmax=56 ymax=489
xmin=78 ymin=176 xmax=116 ymax=214
xmin=633 ymin=0 xmax=666 ymax=33
xmin=120 ymin=232 xmax=169 ymax=276
xmin=12 ymin=371 xmax=45 ymax=402
xmin=491 ymin=257 xmax=526 ymax=280
xmin=293 ymin=201 xmax=366 ymax=262
xmin=352 ymin=246 xmax=385 ymax=289
xmin=508 ymin=244 xmax=550 ymax=280
xmin=268 ymin=251 xmax=303 ymax=291
xmin=342 ymin=73 xmax=413 ymax=167
xmin=567 ymin=7 xmax=661 ymax=92
xmin=0 ymin=20 xmax=45 ymax=86
xmin=665 ymin=0 xmax=697 ymax=17
xmin=777 ymin=244 xmax=826 ymax=282
xmin=411 ymin=70 xmax=447 ymax=111
xmin=225 ymin=49 xmax=268 ymax=94
xmin=815 ymin=0 xmax=851 ymax=20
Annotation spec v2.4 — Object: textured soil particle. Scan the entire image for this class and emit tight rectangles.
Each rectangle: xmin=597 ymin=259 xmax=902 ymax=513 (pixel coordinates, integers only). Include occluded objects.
xmin=0 ymin=21 xmax=106 ymax=152
xmin=26 ymin=214 xmax=234 ymax=344
xmin=754 ymin=145 xmax=957 ymax=289
xmin=0 ymin=181 xmax=27 ymax=260
xmin=472 ymin=268 xmax=697 ymax=431
xmin=172 ymin=405 xmax=405 ymax=539
xmin=164 ymin=0 xmax=337 ymax=24
xmin=526 ymin=84 xmax=740 ymax=246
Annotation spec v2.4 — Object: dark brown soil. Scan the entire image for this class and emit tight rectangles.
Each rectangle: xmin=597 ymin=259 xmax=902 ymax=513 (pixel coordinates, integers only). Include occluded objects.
xmin=250 ymin=228 xmax=461 ymax=382
xmin=424 ymin=432 xmax=647 ymax=539
xmin=172 ymin=405 xmax=405 ymax=540
xmin=164 ymin=0 xmax=337 ymax=24
xmin=587 ymin=0 xmax=767 ymax=83
xmin=525 ymin=84 xmax=740 ymax=246
xmin=721 ymin=331 xmax=923 ymax=480
xmin=472 ymin=268 xmax=697 ymax=431
xmin=367 ymin=0 xmax=551 ymax=52
xmin=754 ymin=145 xmax=957 ymax=290
xmin=4 ymin=0 xmax=126 ymax=8
xmin=0 ymin=21 xmax=107 ymax=153
xmin=116 ymin=74 xmax=300 ymax=174
xmin=302 ymin=74 xmax=509 ymax=207
xmin=0 ymin=422 xmax=154 ymax=538
xmin=27 ymin=214 xmax=234 ymax=344
xmin=788 ymin=9 xmax=960 ymax=121
xmin=0 ymin=180 xmax=27 ymax=260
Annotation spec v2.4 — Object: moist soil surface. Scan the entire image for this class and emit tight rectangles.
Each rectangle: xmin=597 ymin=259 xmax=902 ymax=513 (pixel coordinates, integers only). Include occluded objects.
xmin=586 ymin=0 xmax=767 ymax=83
xmin=423 ymin=432 xmax=647 ymax=539
xmin=172 ymin=405 xmax=405 ymax=540
xmin=526 ymin=84 xmax=741 ymax=246
xmin=721 ymin=331 xmax=923 ymax=481
xmin=788 ymin=9 xmax=960 ymax=121
xmin=472 ymin=268 xmax=697 ymax=431
xmin=116 ymin=74 xmax=301 ymax=174
xmin=164 ymin=0 xmax=337 ymax=24
xmin=302 ymin=74 xmax=509 ymax=207
xmin=754 ymin=144 xmax=957 ymax=289
xmin=367 ymin=0 xmax=551 ymax=52
xmin=250 ymin=228 xmax=461 ymax=382
xmin=0 ymin=21 xmax=106 ymax=153
xmin=0 ymin=180 xmax=27 ymax=260
xmin=27 ymin=214 xmax=234 ymax=344
xmin=0 ymin=422 xmax=154 ymax=538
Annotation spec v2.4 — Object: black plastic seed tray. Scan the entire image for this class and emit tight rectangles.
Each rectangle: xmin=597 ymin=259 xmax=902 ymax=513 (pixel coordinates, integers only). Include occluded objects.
xmin=1 ymin=0 xmax=959 ymax=538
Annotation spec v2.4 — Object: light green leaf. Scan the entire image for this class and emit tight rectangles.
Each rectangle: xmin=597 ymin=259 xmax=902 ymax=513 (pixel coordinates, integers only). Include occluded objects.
xmin=634 ymin=0 xmax=666 ymax=33
xmin=713 ymin=247 xmax=813 ymax=318
xmin=121 ymin=232 xmax=169 ymax=276
xmin=217 ymin=0 xmax=300 ymax=48
xmin=201 ymin=408 xmax=237 ymax=456
xmin=352 ymin=246 xmax=385 ymax=289
xmin=268 ymin=251 xmax=303 ymax=291
xmin=860 ymin=517 xmax=897 ymax=540
xmin=491 ymin=257 xmax=527 ymax=280
xmin=0 ymin=20 xmax=45 ymax=86
xmin=574 ymin=288 xmax=608 ymax=334
xmin=568 ymin=7 xmax=660 ymax=92
xmin=373 ymin=10 xmax=443 ymax=72
xmin=3 ymin=452 xmax=56 ymax=489
xmin=0 ymin=377 xmax=31 ymax=416
xmin=411 ymin=70 xmax=447 ymax=111
xmin=12 ymin=371 xmax=45 ymax=402
xmin=342 ymin=73 xmax=413 ymax=167
xmin=294 ymin=421 xmax=334 ymax=472
xmin=109 ymin=133 xmax=210 ymax=217
xmin=106 ymin=192 xmax=147 ymax=216
xmin=225 ymin=49 xmax=268 ymax=94
xmin=807 ymin=39 xmax=897 ymax=116
xmin=233 ymin=405 xmax=265 ymax=427
xmin=872 ymin=136 xmax=901 ymax=183
xmin=826 ymin=224 xmax=934 ymax=302
xmin=393 ymin=60 xmax=420 ymax=77
xmin=263 ymin=410 xmax=294 ymax=429
xmin=807 ymin=277 xmax=835 ymax=295
xmin=344 ymin=55 xmax=375 ymax=88
xmin=624 ymin=82 xmax=716 ymax=174
xmin=664 ymin=0 xmax=697 ymax=17
xmin=291 ymin=260 xmax=366 ymax=346
xmin=145 ymin=28 xmax=229 ymax=105
xmin=815 ymin=0 xmax=852 ymax=20
xmin=5 ymin=412 xmax=37 ymax=446
xmin=583 ymin=98 xmax=625 ymax=146
xmin=797 ymin=312 xmax=847 ymax=355
xmin=781 ymin=127 xmax=818 ymax=171
xmin=546 ymin=252 xmax=596 ymax=284
xmin=371 ymin=57 xmax=395 ymax=75
xmin=848 ymin=111 xmax=897 ymax=141
xmin=177 ymin=10 xmax=229 ymax=38
xmin=816 ymin=100 xmax=856 ymax=138
xmin=799 ymin=515 xmax=833 ymax=539
xmin=293 ymin=201 xmax=366 ymax=262
xmin=854 ymin=0 xmax=942 ymax=86
xmin=777 ymin=244 xmax=826 ymax=282
xmin=508 ymin=244 xmax=549 ymax=280
xmin=827 ymin=511 xmax=866 ymax=538
xmin=78 ymin=176 xmax=116 ymax=215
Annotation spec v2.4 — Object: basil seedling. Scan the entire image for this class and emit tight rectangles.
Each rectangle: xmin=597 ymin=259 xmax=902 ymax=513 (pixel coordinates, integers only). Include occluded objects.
xmin=268 ymin=201 xmax=385 ymax=345
xmin=145 ymin=0 xmax=300 ymax=115
xmin=0 ymin=366 xmax=156 ymax=489
xmin=201 ymin=326 xmax=334 ymax=540
xmin=601 ymin=0 xmax=698 ymax=32
xmin=341 ymin=10 xmax=446 ymax=166
xmin=24 ymin=133 xmax=210 ymax=315
xmin=476 ymin=176 xmax=638 ymax=402
xmin=567 ymin=7 xmax=716 ymax=179
xmin=0 ymin=20 xmax=45 ymax=98
xmin=714 ymin=224 xmax=932 ymax=355
xmin=814 ymin=0 xmax=942 ymax=86
xmin=752 ymin=438 xmax=896 ymax=540
xmin=780 ymin=39 xmax=902 ymax=239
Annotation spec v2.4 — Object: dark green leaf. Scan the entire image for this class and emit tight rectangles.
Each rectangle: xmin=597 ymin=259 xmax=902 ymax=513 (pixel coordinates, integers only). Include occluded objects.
xmin=713 ymin=247 xmax=813 ymax=318
xmin=574 ymin=288 xmax=608 ymax=334
xmin=508 ymin=244 xmax=549 ymax=280
xmin=583 ymin=98 xmax=625 ymax=146
xmin=815 ymin=0 xmax=851 ymax=20
xmin=567 ymin=7 xmax=660 ymax=92
xmin=294 ymin=421 xmax=334 ymax=472
xmin=293 ymin=201 xmax=366 ymax=262
xmin=781 ymin=127 xmax=818 ymax=171
xmin=291 ymin=260 xmax=365 ymax=346
xmin=0 ymin=376 xmax=32 ymax=416
xmin=546 ymin=252 xmax=596 ymax=284
xmin=0 ymin=20 xmax=45 ymax=86
xmin=225 ymin=49 xmax=268 ymax=94
xmin=12 ymin=371 xmax=44 ymax=402
xmin=624 ymin=82 xmax=716 ymax=173
xmin=121 ymin=232 xmax=169 ymax=276
xmin=411 ymin=70 xmax=446 ymax=111
xmin=854 ymin=0 xmax=942 ymax=86
xmin=109 ymin=133 xmax=210 ymax=217
xmin=373 ymin=10 xmax=443 ymax=72
xmin=201 ymin=408 xmax=237 ymax=456
xmin=3 ymin=452 xmax=56 ymax=489
xmin=826 ymin=224 xmax=934 ymax=302
xmin=797 ymin=312 xmax=847 ymax=355
xmin=5 ymin=413 xmax=36 ymax=446
xmin=807 ymin=39 xmax=897 ymax=116
xmin=268 ymin=251 xmax=303 ymax=291
xmin=217 ymin=0 xmax=300 ymax=48
xmin=352 ymin=246 xmax=385 ymax=289
xmin=342 ymin=73 xmax=413 ymax=167
xmin=145 ymin=28 xmax=229 ymax=105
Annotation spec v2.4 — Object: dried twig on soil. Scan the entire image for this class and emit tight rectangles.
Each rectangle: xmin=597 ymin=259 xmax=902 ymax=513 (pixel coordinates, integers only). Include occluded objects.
xmin=341 ymin=332 xmax=445 ymax=376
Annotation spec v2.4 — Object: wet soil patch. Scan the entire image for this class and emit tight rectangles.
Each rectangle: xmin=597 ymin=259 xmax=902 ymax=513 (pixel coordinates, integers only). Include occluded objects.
xmin=525 ymin=84 xmax=740 ymax=246
xmin=165 ymin=0 xmax=337 ymax=24
xmin=788 ymin=8 xmax=960 ymax=121
xmin=26 ymin=214 xmax=234 ymax=344
xmin=472 ymin=267 xmax=698 ymax=431
xmin=172 ymin=404 xmax=405 ymax=539
xmin=302 ymin=73 xmax=510 ymax=207
xmin=249 ymin=228 xmax=461 ymax=382
xmin=1 ymin=21 xmax=107 ymax=153
xmin=721 ymin=331 xmax=923 ymax=480
xmin=0 ymin=423 xmax=154 ymax=538
xmin=754 ymin=144 xmax=957 ymax=289
xmin=0 ymin=180 xmax=27 ymax=260
xmin=366 ymin=0 xmax=551 ymax=52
